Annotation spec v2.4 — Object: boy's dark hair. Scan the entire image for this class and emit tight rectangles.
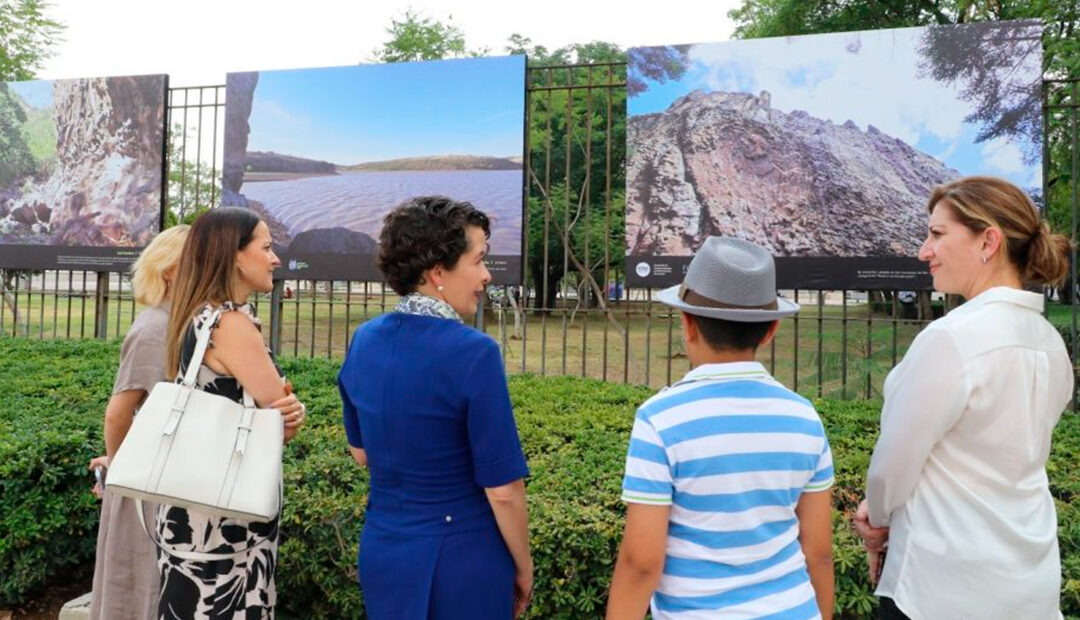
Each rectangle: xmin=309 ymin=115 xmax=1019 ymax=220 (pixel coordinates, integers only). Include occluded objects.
xmin=688 ymin=313 xmax=774 ymax=352
xmin=376 ymin=196 xmax=491 ymax=295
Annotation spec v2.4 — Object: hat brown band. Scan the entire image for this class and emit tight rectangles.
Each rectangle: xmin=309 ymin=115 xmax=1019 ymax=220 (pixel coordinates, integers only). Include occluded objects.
xmin=678 ymin=283 xmax=779 ymax=311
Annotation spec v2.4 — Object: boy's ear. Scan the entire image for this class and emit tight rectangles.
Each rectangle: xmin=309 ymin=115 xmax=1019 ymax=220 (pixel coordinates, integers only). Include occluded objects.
xmin=759 ymin=320 xmax=781 ymax=347
xmin=680 ymin=311 xmax=698 ymax=344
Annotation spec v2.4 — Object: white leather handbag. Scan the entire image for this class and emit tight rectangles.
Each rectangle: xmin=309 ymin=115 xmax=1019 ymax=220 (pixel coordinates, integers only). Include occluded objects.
xmin=106 ymin=307 xmax=284 ymax=524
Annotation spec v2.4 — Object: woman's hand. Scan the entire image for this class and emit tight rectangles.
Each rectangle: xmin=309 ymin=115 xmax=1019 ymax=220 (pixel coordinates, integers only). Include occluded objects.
xmin=513 ymin=564 xmax=534 ymax=618
xmin=270 ymin=393 xmax=306 ymax=444
xmin=852 ymin=499 xmax=889 ymax=552
xmin=88 ymin=455 xmax=109 ymax=499
xmin=853 ymin=499 xmax=890 ymax=584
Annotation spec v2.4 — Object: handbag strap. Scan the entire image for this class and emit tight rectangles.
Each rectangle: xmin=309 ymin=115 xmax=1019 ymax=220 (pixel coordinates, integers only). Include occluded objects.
xmin=181 ymin=306 xmax=221 ymax=388
xmin=180 ymin=305 xmax=257 ymax=409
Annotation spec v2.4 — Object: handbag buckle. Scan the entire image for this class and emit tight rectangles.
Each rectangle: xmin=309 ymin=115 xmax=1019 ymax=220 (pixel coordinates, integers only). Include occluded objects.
xmin=163 ymin=388 xmax=194 ymax=435
xmin=234 ymin=408 xmax=256 ymax=455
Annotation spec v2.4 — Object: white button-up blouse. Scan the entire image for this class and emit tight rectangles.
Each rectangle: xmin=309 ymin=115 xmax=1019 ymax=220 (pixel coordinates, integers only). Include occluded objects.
xmin=867 ymin=286 xmax=1073 ymax=620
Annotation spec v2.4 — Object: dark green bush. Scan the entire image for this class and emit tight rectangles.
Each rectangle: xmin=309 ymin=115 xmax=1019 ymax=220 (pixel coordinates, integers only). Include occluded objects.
xmin=3 ymin=336 xmax=1080 ymax=619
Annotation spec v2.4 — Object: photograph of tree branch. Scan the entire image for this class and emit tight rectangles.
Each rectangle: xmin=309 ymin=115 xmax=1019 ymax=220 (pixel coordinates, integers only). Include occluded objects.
xmin=626 ymin=20 xmax=1042 ymax=289
xmin=222 ymin=55 xmax=526 ymax=283
xmin=0 ymin=74 xmax=166 ymax=270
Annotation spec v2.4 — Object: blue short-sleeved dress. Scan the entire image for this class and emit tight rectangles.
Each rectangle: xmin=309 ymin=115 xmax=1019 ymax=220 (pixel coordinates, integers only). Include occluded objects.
xmin=338 ymin=308 xmax=529 ymax=620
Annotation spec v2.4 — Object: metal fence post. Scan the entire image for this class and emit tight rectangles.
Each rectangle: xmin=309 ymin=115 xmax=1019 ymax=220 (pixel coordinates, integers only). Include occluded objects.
xmin=270 ymin=280 xmax=284 ymax=355
xmin=94 ymin=272 xmax=109 ymax=339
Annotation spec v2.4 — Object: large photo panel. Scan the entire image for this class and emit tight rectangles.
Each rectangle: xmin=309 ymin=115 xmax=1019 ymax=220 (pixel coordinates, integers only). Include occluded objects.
xmin=626 ymin=21 xmax=1043 ymax=289
xmin=223 ymin=55 xmax=527 ymax=284
xmin=0 ymin=74 xmax=167 ymax=271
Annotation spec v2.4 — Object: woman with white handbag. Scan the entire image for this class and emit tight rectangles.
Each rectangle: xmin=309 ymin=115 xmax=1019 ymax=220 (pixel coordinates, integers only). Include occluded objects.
xmin=155 ymin=207 xmax=307 ymax=619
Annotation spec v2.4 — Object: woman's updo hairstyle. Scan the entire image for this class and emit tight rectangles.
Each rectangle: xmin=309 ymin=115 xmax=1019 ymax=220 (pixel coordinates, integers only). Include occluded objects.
xmin=376 ymin=195 xmax=491 ymax=296
xmin=926 ymin=176 xmax=1071 ymax=286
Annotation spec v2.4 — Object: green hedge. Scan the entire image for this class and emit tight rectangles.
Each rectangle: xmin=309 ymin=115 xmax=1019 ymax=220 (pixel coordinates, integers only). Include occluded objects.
xmin=3 ymin=336 xmax=1080 ymax=618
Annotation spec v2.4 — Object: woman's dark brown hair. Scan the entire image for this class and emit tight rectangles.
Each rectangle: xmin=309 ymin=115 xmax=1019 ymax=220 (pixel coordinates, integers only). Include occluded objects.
xmin=166 ymin=207 xmax=261 ymax=377
xmin=927 ymin=176 xmax=1071 ymax=286
xmin=376 ymin=196 xmax=490 ymax=295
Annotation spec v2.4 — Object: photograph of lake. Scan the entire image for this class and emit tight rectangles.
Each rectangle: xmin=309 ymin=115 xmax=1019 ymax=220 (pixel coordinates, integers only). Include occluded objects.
xmin=223 ymin=55 xmax=526 ymax=282
xmin=240 ymin=169 xmax=522 ymax=255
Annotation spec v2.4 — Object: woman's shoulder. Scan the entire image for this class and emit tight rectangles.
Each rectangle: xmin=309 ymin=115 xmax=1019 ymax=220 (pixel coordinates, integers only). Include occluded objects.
xmin=130 ymin=304 xmax=169 ymax=331
xmin=124 ymin=304 xmax=169 ymax=346
xmin=195 ymin=301 xmax=261 ymax=331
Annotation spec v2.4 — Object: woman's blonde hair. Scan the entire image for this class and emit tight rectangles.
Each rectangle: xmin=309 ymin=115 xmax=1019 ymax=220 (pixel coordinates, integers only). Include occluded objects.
xmin=131 ymin=225 xmax=190 ymax=306
xmin=927 ymin=176 xmax=1071 ymax=287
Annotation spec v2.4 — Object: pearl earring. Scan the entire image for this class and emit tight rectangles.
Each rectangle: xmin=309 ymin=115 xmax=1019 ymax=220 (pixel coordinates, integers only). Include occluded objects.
xmin=981 ymin=255 xmax=988 ymax=264
xmin=437 ymin=285 xmax=444 ymax=291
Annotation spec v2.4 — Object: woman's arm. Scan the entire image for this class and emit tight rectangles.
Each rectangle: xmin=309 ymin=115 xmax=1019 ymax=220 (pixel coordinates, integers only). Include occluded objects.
xmin=348 ymin=446 xmax=367 ymax=466
xmin=484 ymin=479 xmax=532 ymax=617
xmin=203 ymin=312 xmax=305 ymax=443
xmin=103 ymin=389 xmax=148 ymax=459
xmin=866 ymin=327 xmax=968 ymax=527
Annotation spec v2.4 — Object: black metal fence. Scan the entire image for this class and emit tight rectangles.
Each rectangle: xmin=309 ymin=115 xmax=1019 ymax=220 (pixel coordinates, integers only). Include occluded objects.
xmin=1 ymin=67 xmax=1077 ymax=400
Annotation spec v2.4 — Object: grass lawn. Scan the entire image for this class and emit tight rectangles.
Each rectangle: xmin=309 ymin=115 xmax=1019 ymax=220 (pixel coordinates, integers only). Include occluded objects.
xmin=1 ymin=282 xmax=951 ymax=399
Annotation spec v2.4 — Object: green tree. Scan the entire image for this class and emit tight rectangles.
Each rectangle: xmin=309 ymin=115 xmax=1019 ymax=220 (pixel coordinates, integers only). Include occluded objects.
xmin=0 ymin=0 xmax=63 ymax=82
xmin=371 ymin=10 xmax=487 ymax=63
xmin=165 ymin=124 xmax=219 ymax=227
xmin=0 ymin=0 xmax=62 ymax=328
xmin=506 ymin=36 xmax=629 ymax=309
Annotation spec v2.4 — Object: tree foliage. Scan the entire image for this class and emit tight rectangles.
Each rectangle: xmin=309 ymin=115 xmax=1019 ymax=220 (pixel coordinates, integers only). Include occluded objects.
xmin=371 ymin=10 xmax=486 ymax=63
xmin=626 ymin=46 xmax=692 ymax=96
xmin=918 ymin=20 xmax=1043 ymax=163
xmin=164 ymin=124 xmax=218 ymax=227
xmin=0 ymin=0 xmax=63 ymax=82
xmin=511 ymin=39 xmax=629 ymax=308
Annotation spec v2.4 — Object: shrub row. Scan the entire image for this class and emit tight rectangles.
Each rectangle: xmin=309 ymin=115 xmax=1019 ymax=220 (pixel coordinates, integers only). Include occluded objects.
xmin=3 ymin=336 xmax=1080 ymax=618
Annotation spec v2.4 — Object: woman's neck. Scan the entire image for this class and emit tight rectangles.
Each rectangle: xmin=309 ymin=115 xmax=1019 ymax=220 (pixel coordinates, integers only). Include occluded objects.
xmin=963 ymin=265 xmax=1023 ymax=300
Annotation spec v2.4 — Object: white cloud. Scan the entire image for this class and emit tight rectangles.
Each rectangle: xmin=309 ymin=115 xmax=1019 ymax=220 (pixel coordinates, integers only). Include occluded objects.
xmin=686 ymin=27 xmax=973 ymax=148
xmin=980 ymin=137 xmax=1027 ymax=175
xmin=251 ymin=100 xmax=309 ymax=128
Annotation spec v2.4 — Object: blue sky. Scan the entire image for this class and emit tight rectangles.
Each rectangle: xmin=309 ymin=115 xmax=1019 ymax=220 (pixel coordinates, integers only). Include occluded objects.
xmin=630 ymin=25 xmax=1043 ymax=190
xmin=8 ymin=80 xmax=55 ymax=109
xmin=241 ymin=55 xmax=526 ymax=164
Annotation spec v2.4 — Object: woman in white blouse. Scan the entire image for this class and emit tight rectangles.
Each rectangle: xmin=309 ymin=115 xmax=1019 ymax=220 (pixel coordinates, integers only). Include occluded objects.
xmin=853 ymin=176 xmax=1073 ymax=620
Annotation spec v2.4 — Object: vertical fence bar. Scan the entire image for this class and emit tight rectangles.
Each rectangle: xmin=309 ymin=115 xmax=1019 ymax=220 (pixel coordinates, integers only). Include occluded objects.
xmin=37 ymin=271 xmax=45 ymax=339
xmin=94 ymin=272 xmax=108 ymax=339
xmin=1071 ymin=81 xmax=1079 ymax=408
xmin=842 ymin=292 xmax=848 ymax=399
xmin=540 ymin=67 xmax=553 ymax=377
xmin=865 ymin=290 xmax=873 ymax=399
xmin=603 ymin=64 xmax=613 ymax=383
xmin=561 ymin=66 xmax=572 ymax=377
xmin=582 ymin=65 xmax=593 ymax=379
xmin=792 ymin=289 xmax=799 ymax=393
xmin=816 ymin=291 xmax=824 ymax=398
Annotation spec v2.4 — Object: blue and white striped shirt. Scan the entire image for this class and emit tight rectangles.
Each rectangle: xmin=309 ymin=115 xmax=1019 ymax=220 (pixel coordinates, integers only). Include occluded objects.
xmin=621 ymin=361 xmax=834 ymax=620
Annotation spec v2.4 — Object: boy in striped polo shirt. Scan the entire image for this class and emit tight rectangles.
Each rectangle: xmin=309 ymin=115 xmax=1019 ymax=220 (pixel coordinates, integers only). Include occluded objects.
xmin=606 ymin=237 xmax=834 ymax=620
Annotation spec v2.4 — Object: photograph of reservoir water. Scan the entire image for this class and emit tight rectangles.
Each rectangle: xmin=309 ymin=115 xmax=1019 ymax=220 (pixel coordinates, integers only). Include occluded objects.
xmin=223 ymin=55 xmax=526 ymax=283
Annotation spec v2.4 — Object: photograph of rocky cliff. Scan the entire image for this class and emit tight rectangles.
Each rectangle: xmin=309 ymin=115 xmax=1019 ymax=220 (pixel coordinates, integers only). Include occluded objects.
xmin=627 ymin=20 xmax=1042 ymax=286
xmin=223 ymin=56 xmax=526 ymax=283
xmin=0 ymin=75 xmax=166 ymax=249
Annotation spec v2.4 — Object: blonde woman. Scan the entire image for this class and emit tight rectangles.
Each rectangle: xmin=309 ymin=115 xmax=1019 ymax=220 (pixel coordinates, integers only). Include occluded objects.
xmin=854 ymin=176 xmax=1073 ymax=619
xmin=88 ymin=225 xmax=187 ymax=620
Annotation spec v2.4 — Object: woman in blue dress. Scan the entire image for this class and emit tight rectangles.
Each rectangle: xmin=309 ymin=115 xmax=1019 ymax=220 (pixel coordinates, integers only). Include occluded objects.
xmin=339 ymin=196 xmax=533 ymax=620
